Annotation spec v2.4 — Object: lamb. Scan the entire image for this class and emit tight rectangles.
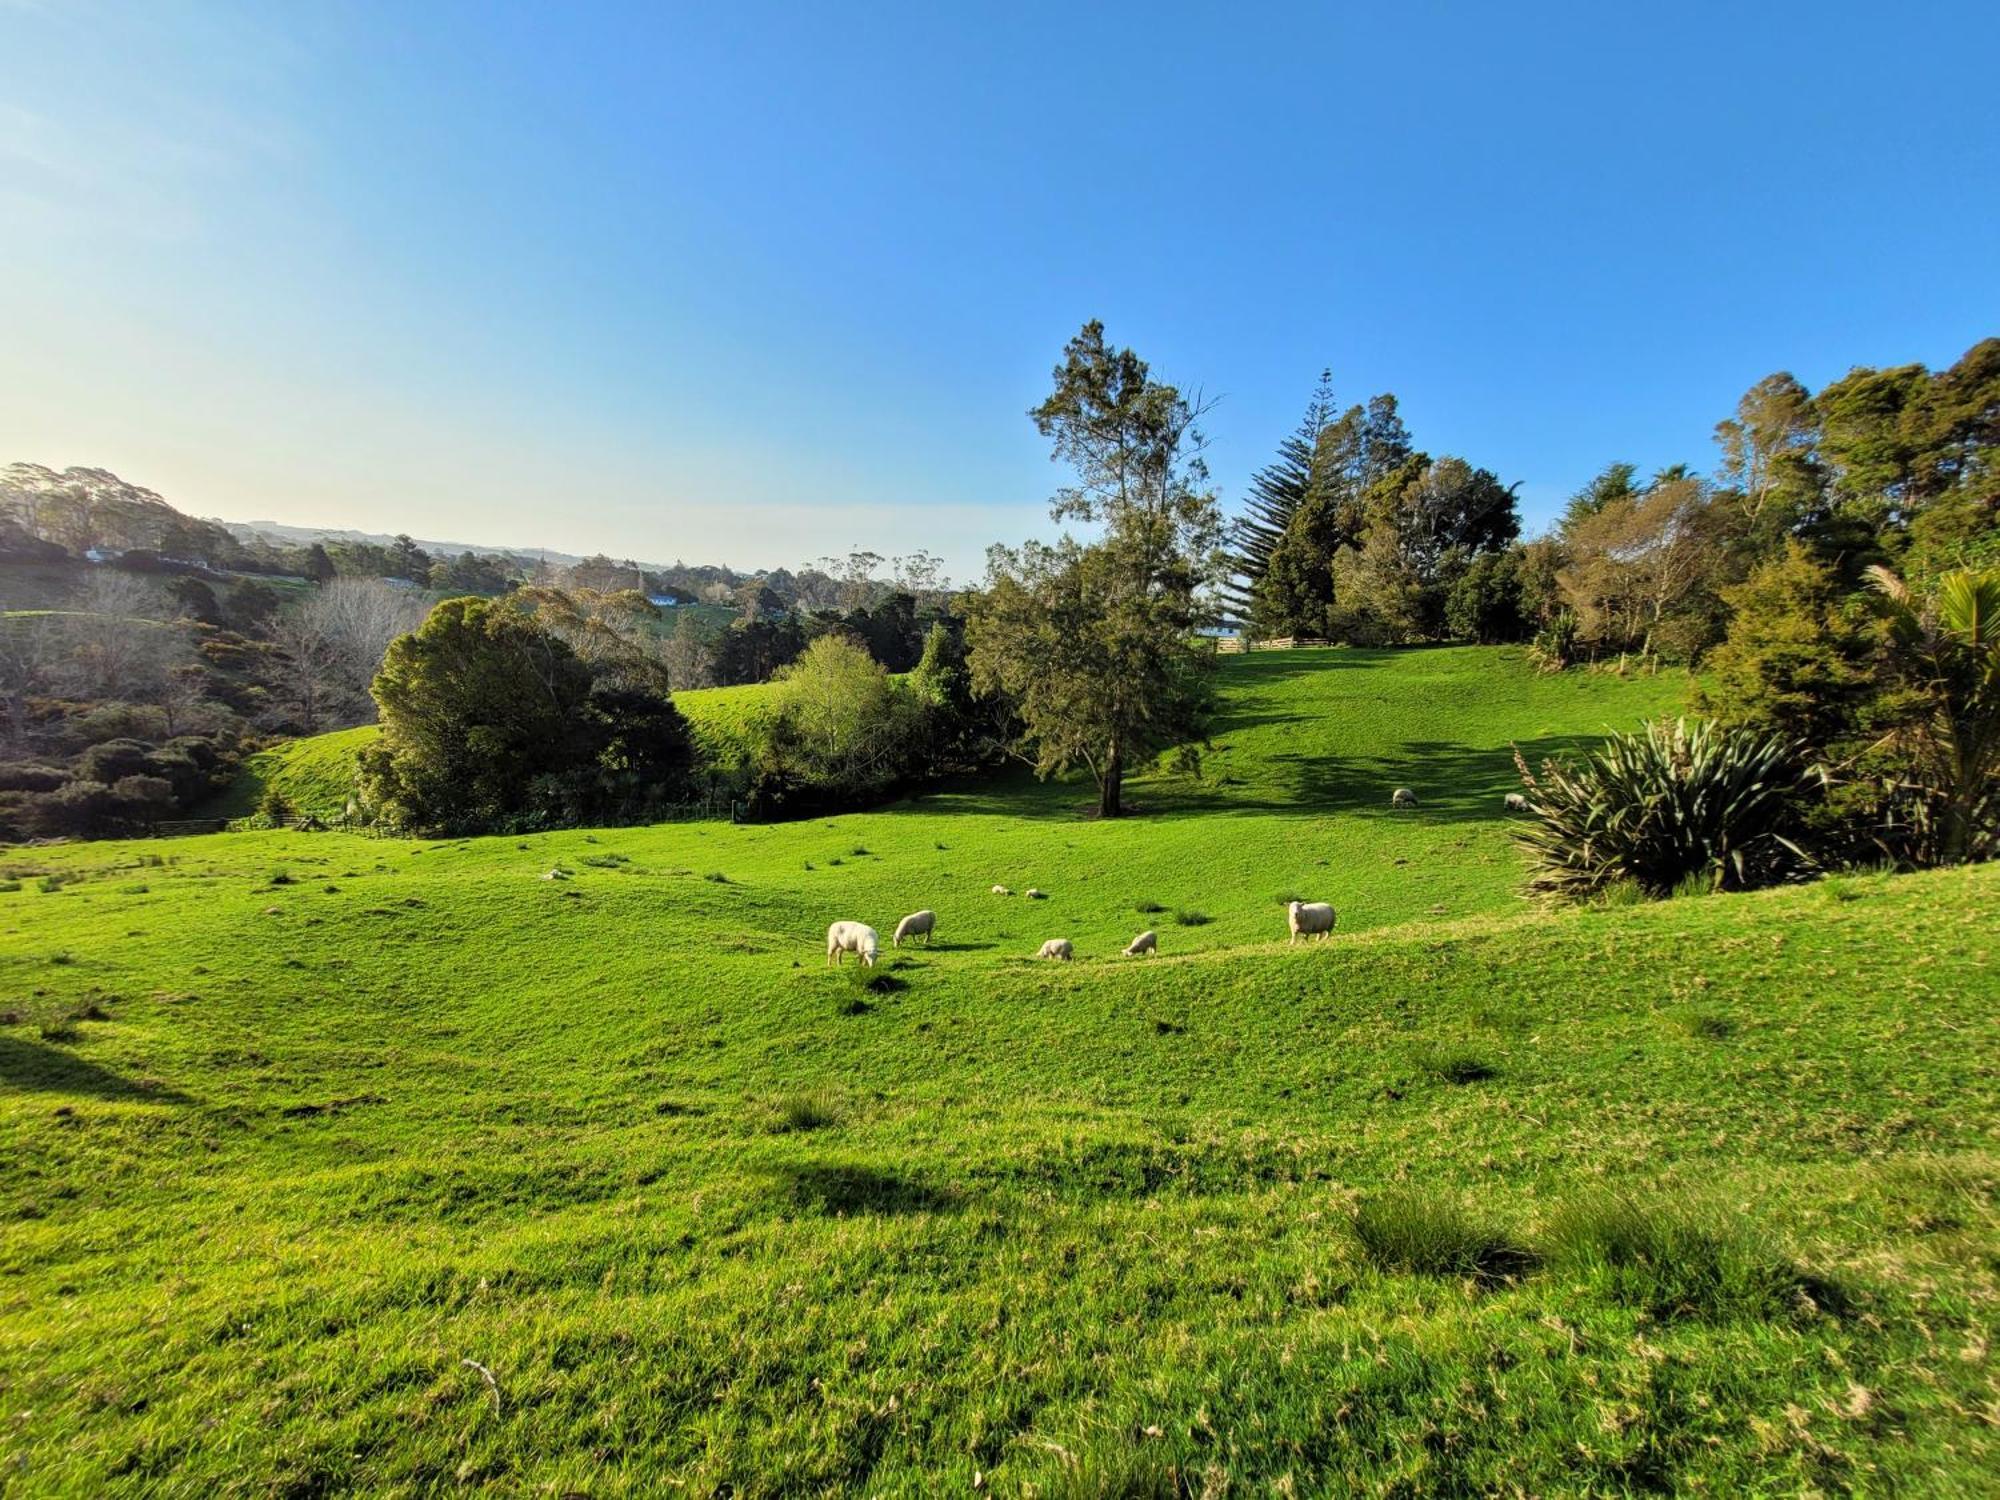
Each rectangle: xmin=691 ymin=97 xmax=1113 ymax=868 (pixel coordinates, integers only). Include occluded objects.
xmin=1123 ymin=930 xmax=1158 ymax=957
xmin=1287 ymin=900 xmax=1337 ymax=943
xmin=825 ymin=921 xmax=880 ymax=967
xmin=991 ymin=884 xmax=1012 ymax=895
xmin=1391 ymin=787 xmax=1419 ymax=809
xmin=1037 ymin=938 xmax=1073 ymax=961
xmin=892 ymin=909 xmax=936 ymax=947
xmin=1503 ymin=792 xmax=1529 ymax=812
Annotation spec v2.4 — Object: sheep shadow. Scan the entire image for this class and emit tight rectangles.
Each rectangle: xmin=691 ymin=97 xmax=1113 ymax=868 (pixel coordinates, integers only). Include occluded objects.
xmin=772 ymin=1163 xmax=957 ymax=1217
xmin=0 ymin=1036 xmax=193 ymax=1104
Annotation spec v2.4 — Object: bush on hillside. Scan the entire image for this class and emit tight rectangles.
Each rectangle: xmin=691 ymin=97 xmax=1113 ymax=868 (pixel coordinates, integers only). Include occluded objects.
xmin=359 ymin=596 xmax=698 ymax=834
xmin=1513 ymin=717 xmax=1818 ymax=900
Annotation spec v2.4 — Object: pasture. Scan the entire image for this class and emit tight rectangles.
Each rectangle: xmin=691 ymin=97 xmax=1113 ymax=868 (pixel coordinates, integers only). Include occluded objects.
xmin=2 ymin=646 xmax=1994 ymax=1495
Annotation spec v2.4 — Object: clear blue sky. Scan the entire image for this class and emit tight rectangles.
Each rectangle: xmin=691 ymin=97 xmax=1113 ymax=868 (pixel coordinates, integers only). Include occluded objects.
xmin=3 ymin=1 xmax=1994 ymax=579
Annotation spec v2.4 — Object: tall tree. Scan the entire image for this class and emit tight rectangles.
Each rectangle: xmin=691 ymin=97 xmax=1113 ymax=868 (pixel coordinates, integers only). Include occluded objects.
xmin=966 ymin=321 xmax=1222 ymax=817
xmin=1223 ymin=369 xmax=1338 ymax=621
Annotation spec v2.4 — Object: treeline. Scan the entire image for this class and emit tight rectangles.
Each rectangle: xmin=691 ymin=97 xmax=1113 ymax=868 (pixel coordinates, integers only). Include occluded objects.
xmin=1232 ymin=340 xmax=1998 ymax=661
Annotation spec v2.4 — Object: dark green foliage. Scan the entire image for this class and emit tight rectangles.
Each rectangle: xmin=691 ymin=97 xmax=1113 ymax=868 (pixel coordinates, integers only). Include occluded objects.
xmin=1514 ymin=718 xmax=1817 ymax=900
xmin=359 ymin=596 xmax=694 ymax=833
xmin=359 ymin=597 xmax=601 ymax=831
xmin=1351 ymin=1190 xmax=1531 ymax=1281
xmin=1700 ymin=543 xmax=1879 ymax=749
xmin=1171 ymin=909 xmax=1212 ymax=927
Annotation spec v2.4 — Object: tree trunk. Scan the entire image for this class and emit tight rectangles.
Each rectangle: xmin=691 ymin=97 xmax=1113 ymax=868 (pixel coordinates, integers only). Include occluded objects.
xmin=1099 ymin=740 xmax=1123 ymax=818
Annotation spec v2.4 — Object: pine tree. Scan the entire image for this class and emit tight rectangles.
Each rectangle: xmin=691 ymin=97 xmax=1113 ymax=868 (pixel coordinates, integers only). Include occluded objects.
xmin=1220 ymin=371 xmax=1338 ymax=623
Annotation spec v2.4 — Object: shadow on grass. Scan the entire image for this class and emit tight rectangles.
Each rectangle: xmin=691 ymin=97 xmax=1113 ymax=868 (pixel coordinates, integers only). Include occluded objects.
xmin=773 ymin=1163 xmax=957 ymax=1216
xmin=0 ymin=1035 xmax=192 ymax=1103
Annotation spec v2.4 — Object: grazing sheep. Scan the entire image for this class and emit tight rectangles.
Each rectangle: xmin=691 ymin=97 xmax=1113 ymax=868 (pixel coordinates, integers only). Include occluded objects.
xmin=991 ymin=884 xmax=1012 ymax=895
xmin=825 ymin=921 xmax=880 ymax=967
xmin=1037 ymin=938 xmax=1073 ymax=961
xmin=1124 ymin=930 xmax=1158 ymax=957
xmin=892 ymin=909 xmax=935 ymax=947
xmin=1287 ymin=900 xmax=1337 ymax=944
xmin=1504 ymin=792 xmax=1529 ymax=812
xmin=1025 ymin=887 xmax=1046 ymax=900
xmin=1391 ymin=787 xmax=1418 ymax=809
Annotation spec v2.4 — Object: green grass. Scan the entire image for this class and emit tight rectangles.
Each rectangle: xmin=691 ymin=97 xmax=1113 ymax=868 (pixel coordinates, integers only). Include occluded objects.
xmin=196 ymin=724 xmax=384 ymax=820
xmin=2 ymin=646 xmax=1995 ymax=1494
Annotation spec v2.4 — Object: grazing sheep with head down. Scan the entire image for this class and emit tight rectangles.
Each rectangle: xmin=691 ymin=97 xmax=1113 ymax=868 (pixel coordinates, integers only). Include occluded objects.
xmin=825 ymin=921 xmax=880 ymax=967
xmin=1037 ymin=938 xmax=1073 ymax=961
xmin=892 ymin=910 xmax=935 ymax=947
xmin=1391 ymin=787 xmax=1418 ymax=809
xmin=1025 ymin=887 xmax=1046 ymax=900
xmin=1123 ymin=930 xmax=1158 ymax=957
xmin=1503 ymin=792 xmax=1529 ymax=812
xmin=1287 ymin=900 xmax=1336 ymax=943
xmin=991 ymin=884 xmax=1012 ymax=896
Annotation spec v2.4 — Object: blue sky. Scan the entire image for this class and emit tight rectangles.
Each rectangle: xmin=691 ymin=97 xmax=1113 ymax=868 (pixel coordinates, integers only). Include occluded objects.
xmin=2 ymin=1 xmax=1995 ymax=579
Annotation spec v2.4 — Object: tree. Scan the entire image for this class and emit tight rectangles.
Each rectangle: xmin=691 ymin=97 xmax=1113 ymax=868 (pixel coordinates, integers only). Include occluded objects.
xmin=1225 ymin=369 xmax=1339 ymax=622
xmin=659 ymin=610 xmax=717 ymax=690
xmin=1332 ymin=456 xmax=1521 ymax=641
xmin=966 ymin=321 xmax=1223 ymax=817
xmin=1557 ymin=475 xmax=1729 ymax=659
xmin=1712 ymin=373 xmax=1822 ymax=545
xmin=358 ymin=597 xmax=600 ymax=831
xmin=760 ymin=634 xmax=920 ymax=802
xmin=304 ymin=543 xmax=337 ymax=584
xmin=1252 ymin=489 xmax=1343 ymax=639
xmin=1865 ymin=565 xmax=2000 ymax=865
xmin=1699 ymin=542 xmax=1878 ymax=750
xmin=1558 ymin=463 xmax=1641 ymax=539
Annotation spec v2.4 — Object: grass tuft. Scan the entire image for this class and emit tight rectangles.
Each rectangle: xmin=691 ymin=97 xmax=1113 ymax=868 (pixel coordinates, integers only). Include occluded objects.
xmin=772 ymin=1091 xmax=843 ymax=1133
xmin=703 ymin=871 xmax=730 ymax=883
xmin=1134 ymin=900 xmax=1165 ymax=914
xmin=1351 ymin=1189 xmax=1532 ymax=1282
xmin=1542 ymin=1191 xmax=1838 ymax=1323
xmin=1172 ymin=909 xmax=1213 ymax=927
xmin=1424 ymin=1047 xmax=1497 ymax=1084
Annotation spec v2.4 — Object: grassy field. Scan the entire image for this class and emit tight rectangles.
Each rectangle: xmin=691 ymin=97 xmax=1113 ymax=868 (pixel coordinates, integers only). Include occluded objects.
xmin=3 ymin=647 xmax=1995 ymax=1495
xmin=197 ymin=725 xmax=386 ymax=821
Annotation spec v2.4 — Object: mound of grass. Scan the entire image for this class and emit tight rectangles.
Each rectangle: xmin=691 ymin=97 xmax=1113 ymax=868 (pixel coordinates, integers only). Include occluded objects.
xmin=1351 ymin=1189 xmax=1532 ymax=1281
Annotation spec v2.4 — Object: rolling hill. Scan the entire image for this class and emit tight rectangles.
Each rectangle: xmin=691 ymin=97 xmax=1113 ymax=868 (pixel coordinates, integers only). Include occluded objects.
xmin=2 ymin=646 xmax=1994 ymax=1495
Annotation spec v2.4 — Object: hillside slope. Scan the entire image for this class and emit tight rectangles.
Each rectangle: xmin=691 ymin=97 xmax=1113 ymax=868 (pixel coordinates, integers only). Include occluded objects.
xmin=5 ymin=647 xmax=1993 ymax=1494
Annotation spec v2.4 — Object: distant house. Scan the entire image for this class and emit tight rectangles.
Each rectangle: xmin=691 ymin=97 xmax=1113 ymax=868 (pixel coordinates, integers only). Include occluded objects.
xmin=83 ymin=546 xmax=124 ymax=563
xmin=647 ymin=592 xmax=680 ymax=607
xmin=382 ymin=576 xmax=424 ymax=591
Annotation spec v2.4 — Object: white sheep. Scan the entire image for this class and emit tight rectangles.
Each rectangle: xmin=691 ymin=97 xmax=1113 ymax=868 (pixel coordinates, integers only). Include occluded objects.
xmin=991 ymin=884 xmax=1012 ymax=896
xmin=1504 ymin=792 xmax=1529 ymax=812
xmin=1123 ymin=930 xmax=1158 ymax=957
xmin=1391 ymin=787 xmax=1418 ymax=809
xmin=892 ymin=909 xmax=935 ymax=947
xmin=1025 ymin=887 xmax=1046 ymax=900
xmin=1037 ymin=938 xmax=1073 ymax=961
xmin=825 ymin=921 xmax=880 ymax=967
xmin=1287 ymin=900 xmax=1337 ymax=943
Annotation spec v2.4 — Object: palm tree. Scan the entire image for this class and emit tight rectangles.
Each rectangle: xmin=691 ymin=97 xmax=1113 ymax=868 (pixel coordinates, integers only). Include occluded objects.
xmin=1865 ymin=565 xmax=2000 ymax=864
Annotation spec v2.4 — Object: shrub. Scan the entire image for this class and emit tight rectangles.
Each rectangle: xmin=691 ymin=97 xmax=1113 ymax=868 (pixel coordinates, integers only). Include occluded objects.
xmin=1172 ymin=909 xmax=1213 ymax=927
xmin=1351 ymin=1190 xmax=1531 ymax=1282
xmin=1525 ymin=610 xmax=1580 ymax=673
xmin=1134 ymin=900 xmax=1165 ymax=915
xmin=1542 ymin=1192 xmax=1835 ymax=1323
xmin=1514 ymin=718 xmax=1818 ymax=901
